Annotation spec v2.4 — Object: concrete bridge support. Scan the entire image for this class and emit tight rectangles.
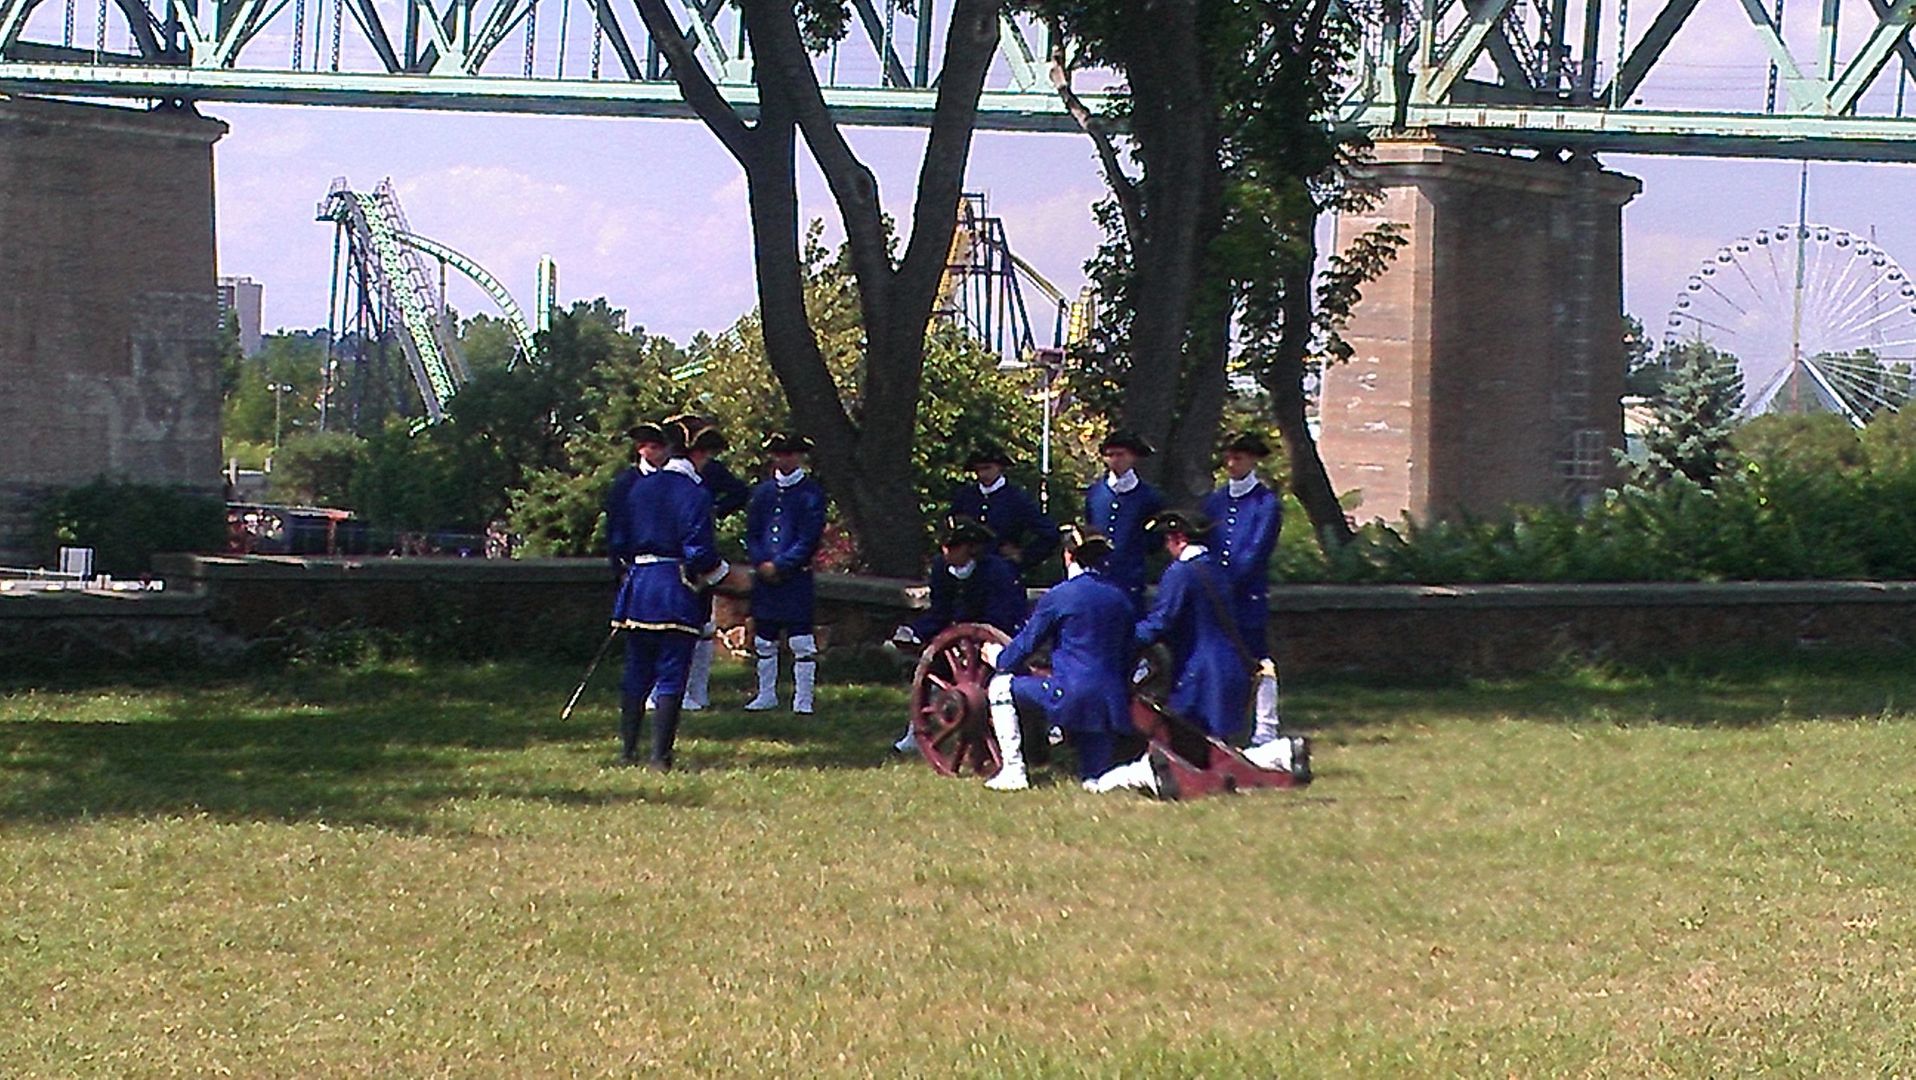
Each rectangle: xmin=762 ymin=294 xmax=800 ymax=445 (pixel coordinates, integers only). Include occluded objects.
xmin=0 ymin=96 xmax=227 ymax=566
xmin=1320 ymin=141 xmax=1641 ymax=524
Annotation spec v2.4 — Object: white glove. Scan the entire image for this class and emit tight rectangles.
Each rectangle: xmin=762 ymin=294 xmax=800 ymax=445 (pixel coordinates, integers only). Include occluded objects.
xmin=980 ymin=642 xmax=1004 ymax=668
xmin=1131 ymin=658 xmax=1152 ymax=685
xmin=890 ymin=626 xmax=921 ymax=648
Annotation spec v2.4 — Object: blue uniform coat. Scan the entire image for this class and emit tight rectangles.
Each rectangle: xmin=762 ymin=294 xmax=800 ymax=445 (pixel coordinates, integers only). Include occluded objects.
xmin=702 ymin=458 xmax=752 ymax=519
xmin=604 ymin=465 xmax=642 ymax=574
xmin=1200 ymin=480 xmax=1282 ymax=655
xmin=995 ymin=570 xmax=1134 ymax=734
xmin=950 ymin=480 xmax=1057 ymax=579
xmin=745 ymin=474 xmax=827 ymax=628
xmin=610 ymin=467 xmax=722 ymax=635
xmin=1134 ymin=551 xmax=1254 ymax=742
xmin=1084 ymin=475 xmax=1165 ymax=610
xmin=909 ymin=552 xmax=1028 ymax=641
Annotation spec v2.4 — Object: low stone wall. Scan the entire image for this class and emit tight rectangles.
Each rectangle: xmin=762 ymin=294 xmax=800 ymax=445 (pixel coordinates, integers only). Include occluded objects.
xmin=13 ymin=556 xmax=1905 ymax=677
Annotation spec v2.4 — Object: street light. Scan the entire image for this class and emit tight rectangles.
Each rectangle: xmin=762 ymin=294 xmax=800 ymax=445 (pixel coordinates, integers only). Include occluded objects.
xmin=267 ymin=382 xmax=295 ymax=450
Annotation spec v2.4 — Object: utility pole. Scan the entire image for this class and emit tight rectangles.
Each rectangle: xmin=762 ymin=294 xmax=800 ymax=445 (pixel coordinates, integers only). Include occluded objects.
xmin=268 ymin=381 xmax=295 ymax=449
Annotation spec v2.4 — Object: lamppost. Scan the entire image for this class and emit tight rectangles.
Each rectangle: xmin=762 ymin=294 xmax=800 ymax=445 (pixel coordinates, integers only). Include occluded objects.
xmin=996 ymin=299 xmax=1072 ymax=509
xmin=267 ymin=382 xmax=294 ymax=450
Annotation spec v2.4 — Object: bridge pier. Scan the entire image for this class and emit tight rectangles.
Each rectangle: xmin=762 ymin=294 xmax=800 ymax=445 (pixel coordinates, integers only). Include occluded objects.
xmin=0 ymin=97 xmax=226 ymax=566
xmin=1320 ymin=141 xmax=1641 ymax=524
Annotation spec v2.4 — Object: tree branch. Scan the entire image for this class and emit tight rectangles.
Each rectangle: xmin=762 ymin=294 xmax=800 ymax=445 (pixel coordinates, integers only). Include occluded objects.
xmin=629 ymin=0 xmax=753 ymax=161
xmin=1049 ymin=27 xmax=1142 ymax=243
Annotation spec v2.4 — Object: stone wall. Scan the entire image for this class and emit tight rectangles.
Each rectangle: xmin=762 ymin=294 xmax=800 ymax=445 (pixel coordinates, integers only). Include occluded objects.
xmin=124 ymin=555 xmax=1916 ymax=677
xmin=0 ymin=97 xmax=227 ymax=565
xmin=1321 ymin=141 xmax=1640 ymax=523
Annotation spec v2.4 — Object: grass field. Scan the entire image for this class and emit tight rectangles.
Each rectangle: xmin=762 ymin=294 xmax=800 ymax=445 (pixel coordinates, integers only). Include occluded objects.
xmin=5 ymin=650 xmax=1916 ymax=1076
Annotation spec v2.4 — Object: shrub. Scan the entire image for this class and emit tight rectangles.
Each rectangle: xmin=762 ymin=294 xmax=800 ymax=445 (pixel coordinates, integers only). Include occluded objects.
xmin=33 ymin=478 xmax=226 ymax=576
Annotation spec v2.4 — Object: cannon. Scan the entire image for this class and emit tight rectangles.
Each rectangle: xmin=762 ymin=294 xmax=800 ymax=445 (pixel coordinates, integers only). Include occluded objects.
xmin=906 ymin=623 xmax=1305 ymax=797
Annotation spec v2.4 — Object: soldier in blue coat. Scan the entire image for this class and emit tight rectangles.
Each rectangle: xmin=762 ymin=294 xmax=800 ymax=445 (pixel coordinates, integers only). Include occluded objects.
xmin=1084 ymin=430 xmax=1165 ymax=614
xmin=950 ymin=445 xmax=1056 ymax=583
xmin=744 ymin=432 xmax=828 ymax=715
xmin=609 ymin=429 xmax=729 ymax=769
xmin=1133 ymin=510 xmax=1253 ymax=743
xmin=604 ymin=422 xmax=670 ymax=578
xmin=889 ymin=519 xmax=1031 ymax=754
xmin=660 ymin=415 xmax=751 ymax=712
xmin=1200 ymin=432 xmax=1286 ymax=746
xmin=1086 ymin=509 xmax=1310 ymax=795
xmin=979 ymin=528 xmax=1135 ymax=791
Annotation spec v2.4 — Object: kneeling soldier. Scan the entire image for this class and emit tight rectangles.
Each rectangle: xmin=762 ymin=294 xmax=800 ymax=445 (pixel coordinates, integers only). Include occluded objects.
xmin=890 ymin=518 xmax=1031 ymax=754
xmin=979 ymin=529 xmax=1134 ymax=791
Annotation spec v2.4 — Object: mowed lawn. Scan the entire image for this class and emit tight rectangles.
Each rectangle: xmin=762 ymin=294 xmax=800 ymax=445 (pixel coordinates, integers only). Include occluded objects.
xmin=4 ymin=652 xmax=1916 ymax=1076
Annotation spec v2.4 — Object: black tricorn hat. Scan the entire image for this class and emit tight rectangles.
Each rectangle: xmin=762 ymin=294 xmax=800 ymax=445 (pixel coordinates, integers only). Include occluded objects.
xmin=762 ymin=431 xmax=816 ymax=454
xmin=965 ymin=444 xmax=1013 ymax=468
xmin=941 ymin=517 xmax=996 ymax=548
xmin=626 ymin=422 xmax=668 ymax=445
xmin=1147 ymin=509 xmax=1213 ymax=537
xmin=1099 ymin=430 xmax=1156 ymax=456
xmin=1059 ymin=523 xmax=1114 ymax=566
xmin=685 ymin=424 xmax=729 ymax=453
xmin=1221 ymin=431 xmax=1273 ymax=458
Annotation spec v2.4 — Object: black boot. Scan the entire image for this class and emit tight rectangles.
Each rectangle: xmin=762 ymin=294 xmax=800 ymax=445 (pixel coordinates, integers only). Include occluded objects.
xmin=649 ymin=694 xmax=683 ymax=771
xmin=619 ymin=694 xmax=644 ymax=765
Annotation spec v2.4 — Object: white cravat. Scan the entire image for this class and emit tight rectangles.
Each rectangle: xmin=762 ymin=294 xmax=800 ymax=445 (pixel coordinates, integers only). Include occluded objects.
xmin=638 ymin=460 xmax=658 ymax=475
xmin=977 ymin=476 xmax=1007 ymax=496
xmin=1177 ymin=543 xmax=1209 ymax=562
xmin=1065 ymin=562 xmax=1086 ymax=580
xmin=775 ymin=467 xmax=807 ymax=489
xmin=664 ymin=458 xmax=701 ymax=482
xmin=1228 ymin=473 xmax=1260 ymax=498
xmin=1106 ymin=470 xmax=1139 ymax=494
xmin=948 ymin=560 xmax=977 ymax=580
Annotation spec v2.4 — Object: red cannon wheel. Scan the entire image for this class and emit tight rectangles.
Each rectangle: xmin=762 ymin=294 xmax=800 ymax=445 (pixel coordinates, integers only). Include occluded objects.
xmin=909 ymin=623 xmax=1012 ymax=778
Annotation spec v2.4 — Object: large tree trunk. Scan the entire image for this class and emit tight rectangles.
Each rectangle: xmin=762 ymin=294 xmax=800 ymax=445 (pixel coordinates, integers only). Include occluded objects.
xmin=1267 ymin=237 xmax=1355 ymax=549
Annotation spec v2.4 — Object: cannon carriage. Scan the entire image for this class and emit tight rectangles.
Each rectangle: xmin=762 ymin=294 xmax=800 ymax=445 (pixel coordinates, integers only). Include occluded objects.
xmin=906 ymin=623 xmax=1305 ymax=798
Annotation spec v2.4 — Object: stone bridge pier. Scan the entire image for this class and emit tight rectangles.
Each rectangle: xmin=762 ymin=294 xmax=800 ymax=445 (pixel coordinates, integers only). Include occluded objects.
xmin=1320 ymin=141 xmax=1641 ymax=524
xmin=0 ymin=96 xmax=226 ymax=566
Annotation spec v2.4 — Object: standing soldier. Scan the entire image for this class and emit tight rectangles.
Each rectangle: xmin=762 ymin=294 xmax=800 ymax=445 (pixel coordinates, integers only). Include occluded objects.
xmin=744 ymin=432 xmax=827 ymax=715
xmin=609 ymin=426 xmax=729 ymax=769
xmin=1084 ymin=430 xmax=1166 ymax=614
xmin=1200 ymin=432 xmax=1285 ymax=747
xmin=665 ymin=414 xmax=751 ymax=712
xmin=950 ymin=444 xmax=1056 ymax=583
xmin=605 ymin=423 xmax=670 ymax=578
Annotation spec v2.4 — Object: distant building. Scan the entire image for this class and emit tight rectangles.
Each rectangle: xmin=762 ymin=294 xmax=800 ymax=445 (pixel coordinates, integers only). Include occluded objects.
xmin=217 ymin=275 xmax=263 ymax=356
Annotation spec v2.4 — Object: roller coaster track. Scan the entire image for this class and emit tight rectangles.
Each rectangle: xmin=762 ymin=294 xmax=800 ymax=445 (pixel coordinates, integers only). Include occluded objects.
xmin=318 ymin=178 xmax=535 ymax=424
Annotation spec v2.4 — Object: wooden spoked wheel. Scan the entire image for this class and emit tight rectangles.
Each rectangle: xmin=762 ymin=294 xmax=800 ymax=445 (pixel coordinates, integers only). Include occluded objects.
xmin=909 ymin=623 xmax=1012 ymax=778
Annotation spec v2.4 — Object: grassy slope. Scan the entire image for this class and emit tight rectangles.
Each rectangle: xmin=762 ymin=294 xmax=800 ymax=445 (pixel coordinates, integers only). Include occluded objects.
xmin=3 ymin=655 xmax=1915 ymax=1076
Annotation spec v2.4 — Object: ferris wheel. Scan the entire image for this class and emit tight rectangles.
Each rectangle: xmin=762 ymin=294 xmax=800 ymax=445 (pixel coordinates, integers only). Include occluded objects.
xmin=1663 ymin=224 xmax=1916 ymax=427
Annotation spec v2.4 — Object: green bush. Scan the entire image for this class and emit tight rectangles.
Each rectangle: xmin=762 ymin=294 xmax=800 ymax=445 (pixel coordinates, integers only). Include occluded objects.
xmin=33 ymin=478 xmax=227 ymax=576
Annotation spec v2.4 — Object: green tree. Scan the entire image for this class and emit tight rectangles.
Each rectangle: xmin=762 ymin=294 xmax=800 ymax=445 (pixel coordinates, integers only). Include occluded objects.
xmin=630 ymin=0 xmax=1005 ymax=576
xmin=1621 ymin=314 xmax=1666 ymax=396
xmin=1633 ymin=341 xmax=1745 ymax=488
xmin=1040 ymin=0 xmax=1397 ymax=548
xmin=271 ymin=431 xmax=369 ymax=506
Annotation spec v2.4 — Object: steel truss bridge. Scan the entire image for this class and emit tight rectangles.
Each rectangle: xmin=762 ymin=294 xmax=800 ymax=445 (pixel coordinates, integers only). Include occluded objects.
xmin=2 ymin=0 xmax=1916 ymax=157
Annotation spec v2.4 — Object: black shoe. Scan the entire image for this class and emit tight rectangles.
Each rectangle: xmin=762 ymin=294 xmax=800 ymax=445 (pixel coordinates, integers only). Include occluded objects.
xmin=1290 ymin=737 xmax=1312 ymax=785
xmin=651 ymin=694 xmax=684 ymax=770
xmin=619 ymin=695 xmax=644 ymax=763
xmin=1147 ymin=747 xmax=1181 ymax=802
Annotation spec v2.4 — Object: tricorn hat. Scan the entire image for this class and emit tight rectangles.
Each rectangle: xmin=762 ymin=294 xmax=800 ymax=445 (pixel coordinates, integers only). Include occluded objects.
xmin=1059 ymin=523 xmax=1114 ymax=567
xmin=762 ymin=431 xmax=816 ymax=455
xmin=684 ymin=423 xmax=729 ymax=453
xmin=1099 ymin=430 xmax=1156 ymax=457
xmin=1221 ymin=431 xmax=1273 ymax=458
xmin=941 ymin=517 xmax=996 ymax=548
xmin=1147 ymin=509 xmax=1213 ymax=537
xmin=965 ymin=444 xmax=1013 ymax=468
xmin=625 ymin=422 xmax=667 ymax=446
